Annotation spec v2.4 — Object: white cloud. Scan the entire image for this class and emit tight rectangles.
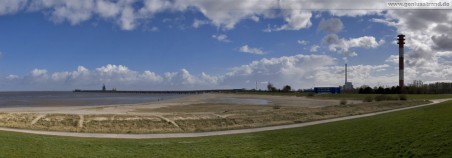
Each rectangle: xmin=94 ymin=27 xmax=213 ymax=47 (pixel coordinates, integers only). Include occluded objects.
xmin=239 ymin=45 xmax=265 ymax=55
xmin=31 ymin=69 xmax=48 ymax=78
xmin=119 ymin=5 xmax=136 ymax=30
xmin=370 ymin=18 xmax=397 ymax=27
xmin=192 ymin=19 xmax=209 ymax=28
xmin=250 ymin=15 xmax=259 ymax=22
xmin=175 ymin=0 xmax=278 ymax=30
xmin=0 ymin=0 xmax=27 ymax=15
xmin=224 ymin=54 xmax=338 ymax=88
xmin=6 ymin=75 xmax=19 ymax=80
xmin=212 ymin=34 xmax=231 ymax=42
xmin=36 ymin=0 xmax=96 ymax=25
xmin=274 ymin=10 xmax=312 ymax=31
xmin=385 ymin=55 xmax=399 ymax=64
xmin=297 ymin=40 xmax=308 ymax=45
xmin=1 ymin=64 xmax=225 ymax=90
xmin=323 ymin=34 xmax=384 ymax=56
xmin=310 ymin=45 xmax=320 ymax=52
xmin=328 ymin=10 xmax=382 ymax=17
xmin=1 ymin=0 xmax=317 ymax=31
xmin=95 ymin=0 xmax=120 ymax=18
xmin=51 ymin=71 xmax=70 ymax=81
xmin=4 ymin=51 xmax=446 ymax=91
xmin=317 ymin=18 xmax=343 ymax=33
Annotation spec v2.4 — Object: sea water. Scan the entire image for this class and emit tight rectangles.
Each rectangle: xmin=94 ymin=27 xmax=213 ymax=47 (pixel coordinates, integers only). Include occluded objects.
xmin=0 ymin=91 xmax=182 ymax=107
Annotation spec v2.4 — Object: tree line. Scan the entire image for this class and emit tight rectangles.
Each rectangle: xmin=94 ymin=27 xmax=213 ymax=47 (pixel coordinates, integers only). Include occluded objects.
xmin=266 ymin=83 xmax=292 ymax=92
xmin=254 ymin=81 xmax=452 ymax=94
xmin=356 ymin=82 xmax=452 ymax=94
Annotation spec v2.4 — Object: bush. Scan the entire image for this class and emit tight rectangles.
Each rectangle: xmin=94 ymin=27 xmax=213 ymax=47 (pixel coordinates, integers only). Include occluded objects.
xmin=375 ymin=95 xmax=399 ymax=101
xmin=399 ymin=94 xmax=408 ymax=101
xmin=273 ymin=105 xmax=281 ymax=110
xmin=307 ymin=93 xmax=315 ymax=97
xmin=363 ymin=96 xmax=374 ymax=102
xmin=386 ymin=95 xmax=399 ymax=100
xmin=340 ymin=99 xmax=347 ymax=105
xmin=374 ymin=95 xmax=386 ymax=102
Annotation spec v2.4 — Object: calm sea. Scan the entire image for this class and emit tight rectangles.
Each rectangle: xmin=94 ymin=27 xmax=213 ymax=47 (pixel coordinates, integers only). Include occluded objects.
xmin=0 ymin=91 xmax=182 ymax=107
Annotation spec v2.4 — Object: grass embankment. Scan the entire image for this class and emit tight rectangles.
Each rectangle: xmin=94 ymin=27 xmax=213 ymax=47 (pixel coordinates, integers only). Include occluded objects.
xmin=0 ymin=101 xmax=451 ymax=157
xmin=232 ymin=91 xmax=452 ymax=100
xmin=308 ymin=93 xmax=452 ymax=100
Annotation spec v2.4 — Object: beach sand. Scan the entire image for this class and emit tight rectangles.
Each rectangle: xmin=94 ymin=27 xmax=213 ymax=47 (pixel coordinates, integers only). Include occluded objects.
xmin=0 ymin=93 xmax=355 ymax=115
xmin=1 ymin=93 xmax=426 ymax=134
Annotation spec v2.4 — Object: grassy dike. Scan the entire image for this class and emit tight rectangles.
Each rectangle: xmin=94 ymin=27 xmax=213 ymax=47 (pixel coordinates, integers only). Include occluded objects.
xmin=0 ymin=101 xmax=451 ymax=157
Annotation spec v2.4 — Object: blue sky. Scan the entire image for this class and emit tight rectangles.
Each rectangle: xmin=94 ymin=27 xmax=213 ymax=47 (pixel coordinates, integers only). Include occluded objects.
xmin=0 ymin=0 xmax=451 ymax=91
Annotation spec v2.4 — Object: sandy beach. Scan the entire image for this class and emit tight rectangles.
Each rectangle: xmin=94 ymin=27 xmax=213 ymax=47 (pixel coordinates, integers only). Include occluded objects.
xmin=0 ymin=93 xmax=356 ymax=114
xmin=0 ymin=93 xmax=426 ymax=134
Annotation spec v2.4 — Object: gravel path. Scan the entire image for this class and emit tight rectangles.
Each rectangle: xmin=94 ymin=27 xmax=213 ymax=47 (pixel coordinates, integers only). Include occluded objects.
xmin=0 ymin=99 xmax=450 ymax=139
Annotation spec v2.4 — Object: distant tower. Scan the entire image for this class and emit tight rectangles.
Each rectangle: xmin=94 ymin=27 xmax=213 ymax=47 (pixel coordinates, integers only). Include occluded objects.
xmin=397 ymin=34 xmax=405 ymax=92
xmin=343 ymin=63 xmax=354 ymax=91
xmin=345 ymin=63 xmax=347 ymax=86
xmin=102 ymin=84 xmax=106 ymax=91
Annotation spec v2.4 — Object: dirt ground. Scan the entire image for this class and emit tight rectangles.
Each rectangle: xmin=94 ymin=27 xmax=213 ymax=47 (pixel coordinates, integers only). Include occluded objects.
xmin=0 ymin=93 xmax=426 ymax=134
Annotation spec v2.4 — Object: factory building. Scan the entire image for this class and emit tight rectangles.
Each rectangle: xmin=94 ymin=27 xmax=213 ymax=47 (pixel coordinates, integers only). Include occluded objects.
xmin=314 ymin=87 xmax=341 ymax=94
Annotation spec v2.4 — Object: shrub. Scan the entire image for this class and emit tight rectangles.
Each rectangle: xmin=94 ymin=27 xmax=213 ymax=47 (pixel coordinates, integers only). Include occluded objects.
xmin=273 ymin=105 xmax=281 ymax=110
xmin=386 ymin=95 xmax=399 ymax=100
xmin=399 ymin=94 xmax=408 ymax=101
xmin=375 ymin=94 xmax=399 ymax=101
xmin=374 ymin=95 xmax=386 ymax=102
xmin=363 ymin=96 xmax=374 ymax=102
xmin=340 ymin=99 xmax=347 ymax=105
xmin=307 ymin=93 xmax=315 ymax=97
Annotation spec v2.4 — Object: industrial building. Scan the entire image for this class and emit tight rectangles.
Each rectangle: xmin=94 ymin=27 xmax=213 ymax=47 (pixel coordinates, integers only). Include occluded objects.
xmin=311 ymin=64 xmax=350 ymax=94
xmin=314 ymin=87 xmax=341 ymax=94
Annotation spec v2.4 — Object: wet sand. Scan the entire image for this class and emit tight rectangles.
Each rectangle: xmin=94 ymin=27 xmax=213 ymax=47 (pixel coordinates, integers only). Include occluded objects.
xmin=0 ymin=93 xmax=355 ymax=114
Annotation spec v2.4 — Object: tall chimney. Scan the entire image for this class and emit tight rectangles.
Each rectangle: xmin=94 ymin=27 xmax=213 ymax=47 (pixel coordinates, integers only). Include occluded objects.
xmin=345 ymin=63 xmax=347 ymax=86
xmin=397 ymin=34 xmax=405 ymax=93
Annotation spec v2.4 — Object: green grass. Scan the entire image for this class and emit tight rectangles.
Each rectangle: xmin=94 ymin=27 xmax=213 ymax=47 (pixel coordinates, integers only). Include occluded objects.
xmin=1 ymin=101 xmax=452 ymax=157
xmin=314 ymin=93 xmax=452 ymax=100
xmin=231 ymin=91 xmax=452 ymax=101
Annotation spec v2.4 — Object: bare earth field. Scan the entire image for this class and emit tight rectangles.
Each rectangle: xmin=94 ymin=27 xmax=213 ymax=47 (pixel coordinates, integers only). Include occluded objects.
xmin=0 ymin=93 xmax=427 ymax=133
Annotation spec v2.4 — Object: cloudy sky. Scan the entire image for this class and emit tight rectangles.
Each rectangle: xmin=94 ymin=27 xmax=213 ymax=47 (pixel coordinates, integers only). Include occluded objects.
xmin=0 ymin=0 xmax=451 ymax=91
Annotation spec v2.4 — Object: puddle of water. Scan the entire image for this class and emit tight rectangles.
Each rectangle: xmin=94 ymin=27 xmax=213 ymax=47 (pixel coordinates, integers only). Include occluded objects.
xmin=213 ymin=98 xmax=270 ymax=105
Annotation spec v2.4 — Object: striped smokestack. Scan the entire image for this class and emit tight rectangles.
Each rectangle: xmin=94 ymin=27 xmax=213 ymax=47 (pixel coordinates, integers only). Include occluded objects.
xmin=397 ymin=34 xmax=405 ymax=93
